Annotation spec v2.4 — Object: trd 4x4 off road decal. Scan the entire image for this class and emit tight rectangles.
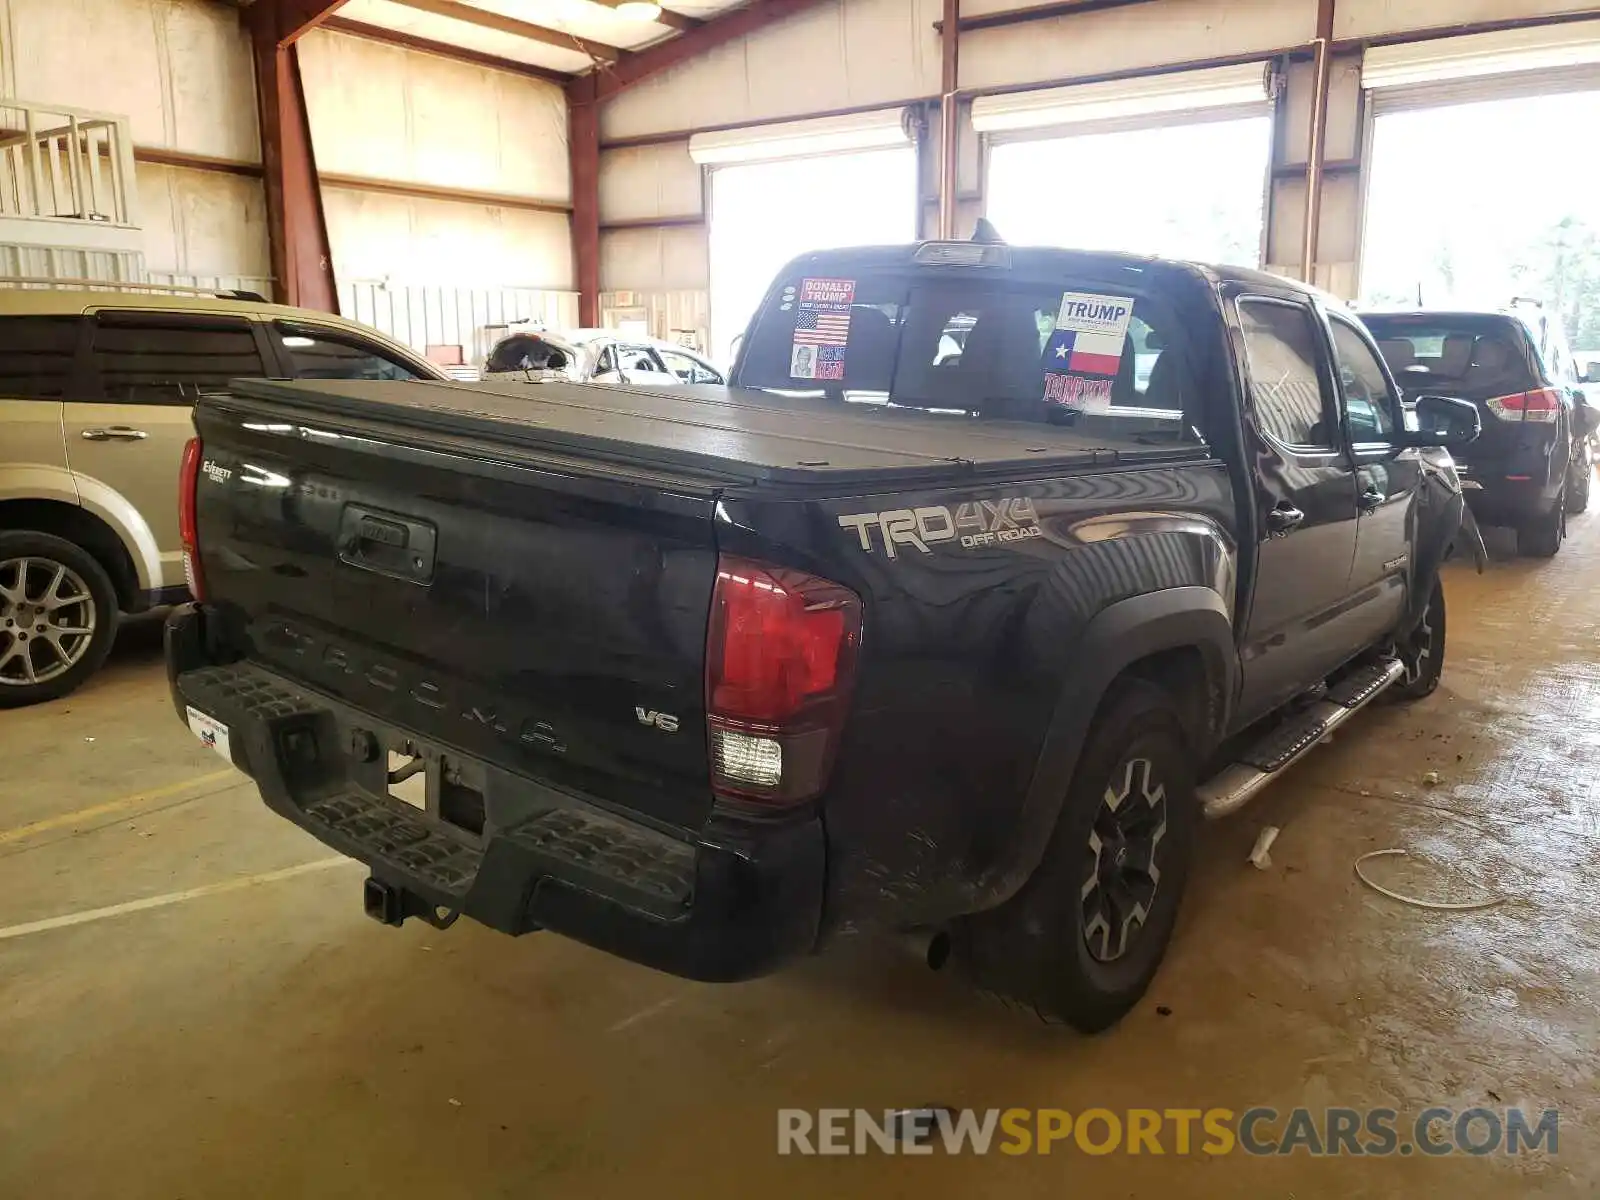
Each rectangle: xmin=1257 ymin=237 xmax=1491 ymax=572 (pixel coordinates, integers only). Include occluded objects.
xmin=837 ymin=498 xmax=1042 ymax=557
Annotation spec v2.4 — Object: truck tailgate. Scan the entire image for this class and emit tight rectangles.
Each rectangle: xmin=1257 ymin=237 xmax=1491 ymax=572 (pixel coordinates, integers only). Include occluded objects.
xmin=190 ymin=393 xmax=719 ymax=833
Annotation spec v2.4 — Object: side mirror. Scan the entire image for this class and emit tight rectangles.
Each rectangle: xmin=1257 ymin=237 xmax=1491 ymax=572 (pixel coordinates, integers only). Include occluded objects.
xmin=1403 ymin=394 xmax=1481 ymax=451
xmin=1585 ymin=364 xmax=1600 ymax=384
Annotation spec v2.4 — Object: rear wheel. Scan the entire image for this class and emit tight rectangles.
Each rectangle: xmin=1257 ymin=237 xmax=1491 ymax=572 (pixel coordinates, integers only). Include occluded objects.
xmin=0 ymin=532 xmax=119 ymax=708
xmin=1390 ymin=577 xmax=1445 ymax=701
xmin=1568 ymin=451 xmax=1592 ymax=515
xmin=1517 ymin=489 xmax=1566 ymax=558
xmin=953 ymin=680 xmax=1197 ymax=1033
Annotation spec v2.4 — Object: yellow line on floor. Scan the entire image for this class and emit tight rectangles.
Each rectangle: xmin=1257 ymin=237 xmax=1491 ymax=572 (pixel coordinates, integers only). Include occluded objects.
xmin=0 ymin=768 xmax=240 ymax=847
xmin=0 ymin=857 xmax=355 ymax=942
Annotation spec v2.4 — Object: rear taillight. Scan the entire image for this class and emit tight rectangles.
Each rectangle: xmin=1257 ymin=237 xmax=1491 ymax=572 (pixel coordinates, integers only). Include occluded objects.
xmin=705 ymin=555 xmax=862 ymax=808
xmin=1485 ymin=387 xmax=1562 ymax=424
xmin=179 ymin=436 xmax=205 ymax=601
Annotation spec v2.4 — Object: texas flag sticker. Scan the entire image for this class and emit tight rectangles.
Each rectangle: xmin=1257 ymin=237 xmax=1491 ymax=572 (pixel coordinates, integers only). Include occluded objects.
xmin=1044 ymin=328 xmax=1123 ymax=376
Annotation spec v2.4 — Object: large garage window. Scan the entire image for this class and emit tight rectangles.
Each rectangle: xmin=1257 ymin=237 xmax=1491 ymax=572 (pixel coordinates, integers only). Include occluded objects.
xmin=705 ymin=148 xmax=916 ymax=367
xmin=1361 ymin=88 xmax=1600 ymax=341
xmin=1359 ymin=22 xmax=1600 ymax=349
xmin=975 ymin=63 xmax=1273 ymax=266
xmin=695 ymin=112 xmax=918 ymax=366
xmin=986 ymin=116 xmax=1272 ymax=264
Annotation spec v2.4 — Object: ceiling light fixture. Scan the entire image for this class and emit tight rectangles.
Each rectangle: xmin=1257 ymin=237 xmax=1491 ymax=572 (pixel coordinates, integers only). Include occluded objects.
xmin=613 ymin=1 xmax=663 ymax=20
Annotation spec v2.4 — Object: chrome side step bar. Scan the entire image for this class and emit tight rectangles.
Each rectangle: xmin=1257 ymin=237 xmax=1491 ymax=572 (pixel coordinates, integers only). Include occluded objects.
xmin=1199 ymin=657 xmax=1405 ymax=820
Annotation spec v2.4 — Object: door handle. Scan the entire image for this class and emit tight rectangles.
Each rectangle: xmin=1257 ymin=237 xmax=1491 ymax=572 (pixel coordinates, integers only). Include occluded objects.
xmin=1266 ymin=503 xmax=1305 ymax=535
xmin=81 ymin=426 xmax=148 ymax=442
xmin=1358 ymin=486 xmax=1384 ymax=513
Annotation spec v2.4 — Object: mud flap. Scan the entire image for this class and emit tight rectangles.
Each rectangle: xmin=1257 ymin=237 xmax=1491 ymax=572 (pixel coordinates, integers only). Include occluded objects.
xmin=1402 ymin=458 xmax=1479 ymax=638
xmin=1454 ymin=502 xmax=1488 ymax=573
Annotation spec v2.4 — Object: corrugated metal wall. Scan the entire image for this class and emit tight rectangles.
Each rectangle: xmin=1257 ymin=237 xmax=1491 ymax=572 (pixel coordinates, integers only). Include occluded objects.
xmin=0 ymin=242 xmax=145 ymax=283
xmin=600 ymin=289 xmax=710 ymax=351
xmin=339 ymin=280 xmax=580 ymax=366
xmin=0 ymin=0 xmax=268 ymax=298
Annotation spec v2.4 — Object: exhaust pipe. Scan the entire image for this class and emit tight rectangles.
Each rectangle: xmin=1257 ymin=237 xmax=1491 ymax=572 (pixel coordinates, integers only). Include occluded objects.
xmin=900 ymin=928 xmax=952 ymax=971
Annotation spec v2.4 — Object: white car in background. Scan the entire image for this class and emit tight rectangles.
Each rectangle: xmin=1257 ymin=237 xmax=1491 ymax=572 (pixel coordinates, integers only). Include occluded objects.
xmin=482 ymin=328 xmax=725 ymax=387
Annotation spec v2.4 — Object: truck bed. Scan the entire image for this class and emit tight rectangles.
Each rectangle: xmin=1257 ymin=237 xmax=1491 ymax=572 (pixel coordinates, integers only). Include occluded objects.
xmin=225 ymin=377 xmax=1204 ymax=491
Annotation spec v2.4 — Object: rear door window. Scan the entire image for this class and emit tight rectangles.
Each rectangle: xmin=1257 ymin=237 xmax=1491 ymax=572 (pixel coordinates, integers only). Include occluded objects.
xmin=659 ymin=348 xmax=723 ymax=384
xmin=486 ymin=335 xmax=570 ymax=373
xmin=0 ymin=316 xmax=84 ymax=399
xmin=1236 ymin=299 xmax=1335 ymax=450
xmin=272 ymin=323 xmax=421 ymax=381
xmin=91 ymin=315 xmax=267 ymax=404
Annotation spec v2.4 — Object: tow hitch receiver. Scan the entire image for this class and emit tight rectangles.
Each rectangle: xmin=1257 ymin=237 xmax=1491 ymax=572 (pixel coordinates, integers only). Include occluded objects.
xmin=362 ymin=876 xmax=460 ymax=929
xmin=363 ymin=876 xmax=406 ymax=926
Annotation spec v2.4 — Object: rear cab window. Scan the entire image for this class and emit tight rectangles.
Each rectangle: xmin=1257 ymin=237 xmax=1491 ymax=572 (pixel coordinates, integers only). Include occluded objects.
xmin=1360 ymin=314 xmax=1541 ymax=399
xmin=734 ymin=263 xmax=1201 ymax=443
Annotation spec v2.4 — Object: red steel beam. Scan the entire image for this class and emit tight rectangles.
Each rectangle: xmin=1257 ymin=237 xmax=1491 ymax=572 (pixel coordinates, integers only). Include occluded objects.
xmin=937 ymin=0 xmax=959 ymax=238
xmin=1302 ymin=0 xmax=1336 ymax=284
xmin=250 ymin=5 xmax=338 ymax=311
xmin=586 ymin=0 xmax=831 ymax=103
xmin=569 ymin=89 xmax=602 ymax=326
xmin=262 ymin=0 xmax=350 ymax=47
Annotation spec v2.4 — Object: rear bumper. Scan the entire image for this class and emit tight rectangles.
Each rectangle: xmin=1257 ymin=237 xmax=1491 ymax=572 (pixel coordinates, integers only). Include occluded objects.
xmin=164 ymin=604 xmax=824 ymax=983
xmin=1456 ymin=460 xmax=1560 ymax=526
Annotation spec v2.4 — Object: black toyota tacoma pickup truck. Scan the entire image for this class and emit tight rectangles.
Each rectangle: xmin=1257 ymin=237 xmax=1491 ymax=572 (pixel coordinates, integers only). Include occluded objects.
xmin=165 ymin=243 xmax=1481 ymax=1031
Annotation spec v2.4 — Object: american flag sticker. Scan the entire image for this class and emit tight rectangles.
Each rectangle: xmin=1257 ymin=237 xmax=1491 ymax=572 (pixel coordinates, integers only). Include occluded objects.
xmin=793 ymin=308 xmax=854 ymax=346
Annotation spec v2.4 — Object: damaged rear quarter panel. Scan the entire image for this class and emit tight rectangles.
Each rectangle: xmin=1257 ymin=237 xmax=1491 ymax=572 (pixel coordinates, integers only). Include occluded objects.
xmin=714 ymin=459 xmax=1238 ymax=935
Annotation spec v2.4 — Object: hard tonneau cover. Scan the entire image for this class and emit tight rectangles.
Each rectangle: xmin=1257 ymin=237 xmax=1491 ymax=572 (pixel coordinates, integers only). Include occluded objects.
xmin=225 ymin=377 xmax=1205 ymax=490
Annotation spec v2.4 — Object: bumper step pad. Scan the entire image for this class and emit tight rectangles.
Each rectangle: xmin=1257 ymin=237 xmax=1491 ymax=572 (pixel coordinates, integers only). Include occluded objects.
xmin=506 ymin=808 xmax=694 ymax=910
xmin=303 ymin=791 xmax=482 ymax=898
xmin=175 ymin=660 xmax=693 ymax=917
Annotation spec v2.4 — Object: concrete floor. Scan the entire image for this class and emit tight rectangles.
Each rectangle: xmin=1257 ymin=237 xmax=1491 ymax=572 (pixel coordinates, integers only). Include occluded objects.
xmin=3 ymin=520 xmax=1598 ymax=1198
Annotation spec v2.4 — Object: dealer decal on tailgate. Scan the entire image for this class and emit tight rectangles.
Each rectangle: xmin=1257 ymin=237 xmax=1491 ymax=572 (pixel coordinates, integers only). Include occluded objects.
xmin=838 ymin=498 xmax=1042 ymax=558
xmin=185 ymin=706 xmax=233 ymax=764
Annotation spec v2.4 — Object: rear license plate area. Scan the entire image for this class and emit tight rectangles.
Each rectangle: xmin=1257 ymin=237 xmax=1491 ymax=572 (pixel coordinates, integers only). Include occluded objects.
xmin=384 ymin=740 xmax=486 ymax=837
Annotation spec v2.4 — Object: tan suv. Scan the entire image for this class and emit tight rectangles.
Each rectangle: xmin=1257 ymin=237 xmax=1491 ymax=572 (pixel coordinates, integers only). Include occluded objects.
xmin=0 ymin=288 xmax=444 ymax=706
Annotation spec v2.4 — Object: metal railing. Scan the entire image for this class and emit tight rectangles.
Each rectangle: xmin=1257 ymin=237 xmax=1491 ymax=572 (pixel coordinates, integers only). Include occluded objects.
xmin=0 ymin=99 xmax=137 ymax=226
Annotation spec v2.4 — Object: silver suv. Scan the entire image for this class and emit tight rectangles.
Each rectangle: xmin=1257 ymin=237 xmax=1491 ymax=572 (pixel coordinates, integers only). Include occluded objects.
xmin=0 ymin=288 xmax=443 ymax=706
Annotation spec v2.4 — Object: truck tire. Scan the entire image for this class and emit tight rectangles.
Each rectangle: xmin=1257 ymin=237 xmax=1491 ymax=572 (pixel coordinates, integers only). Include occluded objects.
xmin=1517 ymin=490 xmax=1565 ymax=558
xmin=954 ymin=679 xmax=1198 ymax=1033
xmin=1568 ymin=454 xmax=1591 ymax=515
xmin=0 ymin=531 xmax=119 ymax=708
xmin=1390 ymin=577 xmax=1445 ymax=701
